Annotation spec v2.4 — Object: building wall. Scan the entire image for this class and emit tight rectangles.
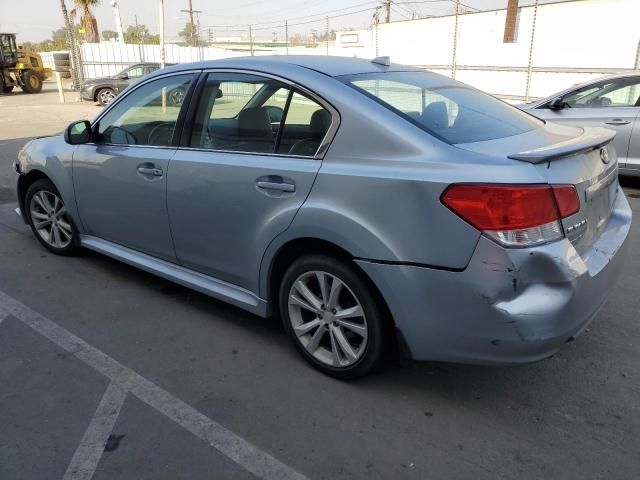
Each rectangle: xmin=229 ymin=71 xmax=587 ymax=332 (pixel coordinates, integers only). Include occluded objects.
xmin=339 ymin=0 xmax=640 ymax=99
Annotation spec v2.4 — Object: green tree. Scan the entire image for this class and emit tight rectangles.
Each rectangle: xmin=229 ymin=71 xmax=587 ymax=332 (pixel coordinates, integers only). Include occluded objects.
xmin=70 ymin=0 xmax=100 ymax=43
xmin=123 ymin=24 xmax=159 ymax=44
xmin=102 ymin=30 xmax=118 ymax=41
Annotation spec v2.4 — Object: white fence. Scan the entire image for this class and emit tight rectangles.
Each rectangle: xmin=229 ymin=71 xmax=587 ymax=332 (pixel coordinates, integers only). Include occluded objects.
xmin=41 ymin=0 xmax=640 ymax=100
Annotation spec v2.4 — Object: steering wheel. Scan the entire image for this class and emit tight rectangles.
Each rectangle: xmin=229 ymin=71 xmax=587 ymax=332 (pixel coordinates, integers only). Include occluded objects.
xmin=147 ymin=122 xmax=176 ymax=146
xmin=107 ymin=126 xmax=137 ymax=145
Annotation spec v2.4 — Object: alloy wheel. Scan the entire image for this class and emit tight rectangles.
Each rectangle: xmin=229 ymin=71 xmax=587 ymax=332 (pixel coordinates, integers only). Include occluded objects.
xmin=169 ymin=88 xmax=185 ymax=107
xmin=29 ymin=190 xmax=73 ymax=249
xmin=98 ymin=89 xmax=116 ymax=105
xmin=288 ymin=270 xmax=368 ymax=368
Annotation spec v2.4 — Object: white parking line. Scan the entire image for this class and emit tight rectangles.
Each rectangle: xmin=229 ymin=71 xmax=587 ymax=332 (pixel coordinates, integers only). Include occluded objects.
xmin=63 ymin=379 xmax=132 ymax=480
xmin=0 ymin=289 xmax=308 ymax=480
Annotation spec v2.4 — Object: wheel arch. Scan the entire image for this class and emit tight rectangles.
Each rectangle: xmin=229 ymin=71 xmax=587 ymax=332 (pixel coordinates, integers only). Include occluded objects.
xmin=17 ymin=169 xmax=53 ymax=222
xmin=263 ymin=236 xmax=393 ymax=321
xmin=93 ymin=85 xmax=114 ymax=101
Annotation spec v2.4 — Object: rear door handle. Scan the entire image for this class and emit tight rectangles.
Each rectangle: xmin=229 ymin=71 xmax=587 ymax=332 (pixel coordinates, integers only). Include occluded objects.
xmin=137 ymin=166 xmax=163 ymax=176
xmin=605 ymin=119 xmax=630 ymax=125
xmin=256 ymin=180 xmax=295 ymax=192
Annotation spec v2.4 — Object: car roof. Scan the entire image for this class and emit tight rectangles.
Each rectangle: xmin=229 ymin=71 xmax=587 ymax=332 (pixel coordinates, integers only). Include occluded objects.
xmin=159 ymin=55 xmax=422 ymax=77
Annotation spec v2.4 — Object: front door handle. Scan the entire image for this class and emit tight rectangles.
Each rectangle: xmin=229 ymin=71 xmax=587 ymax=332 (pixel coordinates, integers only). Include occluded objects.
xmin=256 ymin=178 xmax=296 ymax=192
xmin=137 ymin=165 xmax=163 ymax=176
xmin=605 ymin=119 xmax=630 ymax=125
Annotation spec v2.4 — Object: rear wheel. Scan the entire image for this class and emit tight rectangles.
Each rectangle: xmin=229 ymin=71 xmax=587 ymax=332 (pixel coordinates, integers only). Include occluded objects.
xmin=279 ymin=254 xmax=387 ymax=379
xmin=26 ymin=179 xmax=78 ymax=255
xmin=20 ymin=70 xmax=43 ymax=93
xmin=2 ymin=85 xmax=12 ymax=93
xmin=97 ymin=87 xmax=116 ymax=106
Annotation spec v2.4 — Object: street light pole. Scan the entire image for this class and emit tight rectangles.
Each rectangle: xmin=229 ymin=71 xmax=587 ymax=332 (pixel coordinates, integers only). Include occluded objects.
xmin=159 ymin=0 xmax=165 ymax=68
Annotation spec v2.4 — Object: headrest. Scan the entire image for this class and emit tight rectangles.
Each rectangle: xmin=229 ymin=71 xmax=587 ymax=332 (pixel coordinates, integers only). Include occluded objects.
xmin=309 ymin=109 xmax=331 ymax=138
xmin=238 ymin=107 xmax=272 ymax=137
xmin=422 ymin=101 xmax=449 ymax=130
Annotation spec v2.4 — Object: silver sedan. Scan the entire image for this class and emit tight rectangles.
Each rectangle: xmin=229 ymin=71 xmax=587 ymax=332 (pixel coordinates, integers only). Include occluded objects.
xmin=14 ymin=56 xmax=632 ymax=378
xmin=519 ymin=73 xmax=640 ymax=176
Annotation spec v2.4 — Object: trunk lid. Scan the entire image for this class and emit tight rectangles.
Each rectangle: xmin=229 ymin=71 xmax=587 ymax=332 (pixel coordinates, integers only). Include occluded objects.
xmin=456 ymin=122 xmax=620 ymax=254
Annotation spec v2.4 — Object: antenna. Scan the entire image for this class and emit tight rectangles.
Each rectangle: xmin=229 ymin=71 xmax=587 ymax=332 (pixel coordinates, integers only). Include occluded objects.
xmin=371 ymin=56 xmax=390 ymax=67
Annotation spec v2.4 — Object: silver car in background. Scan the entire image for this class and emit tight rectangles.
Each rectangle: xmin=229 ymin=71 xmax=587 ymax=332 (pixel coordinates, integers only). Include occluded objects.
xmin=14 ymin=56 xmax=632 ymax=378
xmin=520 ymin=73 xmax=640 ymax=176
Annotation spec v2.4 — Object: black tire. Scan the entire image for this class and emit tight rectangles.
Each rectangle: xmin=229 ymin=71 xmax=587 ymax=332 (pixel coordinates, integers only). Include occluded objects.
xmin=53 ymin=53 xmax=70 ymax=61
xmin=2 ymin=85 xmax=13 ymax=93
xmin=279 ymin=254 xmax=388 ymax=379
xmin=20 ymin=70 xmax=43 ymax=93
xmin=25 ymin=179 xmax=78 ymax=256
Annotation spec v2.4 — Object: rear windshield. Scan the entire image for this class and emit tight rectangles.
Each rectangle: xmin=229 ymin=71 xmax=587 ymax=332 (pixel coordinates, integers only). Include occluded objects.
xmin=339 ymin=71 xmax=542 ymax=144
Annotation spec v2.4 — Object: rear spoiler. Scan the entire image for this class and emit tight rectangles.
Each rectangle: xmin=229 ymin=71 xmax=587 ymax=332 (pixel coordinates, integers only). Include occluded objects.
xmin=508 ymin=127 xmax=616 ymax=163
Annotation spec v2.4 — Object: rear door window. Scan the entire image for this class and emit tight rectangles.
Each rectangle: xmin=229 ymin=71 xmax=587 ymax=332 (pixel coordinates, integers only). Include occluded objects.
xmin=189 ymin=73 xmax=331 ymax=156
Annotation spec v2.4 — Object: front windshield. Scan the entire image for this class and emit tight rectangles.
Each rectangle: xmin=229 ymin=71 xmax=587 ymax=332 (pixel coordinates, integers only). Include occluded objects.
xmin=339 ymin=71 xmax=542 ymax=144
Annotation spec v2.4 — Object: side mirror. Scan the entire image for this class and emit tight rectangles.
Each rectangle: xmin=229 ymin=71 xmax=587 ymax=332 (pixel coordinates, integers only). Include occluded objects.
xmin=64 ymin=120 xmax=92 ymax=145
xmin=548 ymin=97 xmax=566 ymax=110
xmin=116 ymin=73 xmax=128 ymax=80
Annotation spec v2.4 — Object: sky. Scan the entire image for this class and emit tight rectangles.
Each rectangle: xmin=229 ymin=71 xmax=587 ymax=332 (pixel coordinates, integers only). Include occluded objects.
xmin=0 ymin=0 xmax=574 ymax=43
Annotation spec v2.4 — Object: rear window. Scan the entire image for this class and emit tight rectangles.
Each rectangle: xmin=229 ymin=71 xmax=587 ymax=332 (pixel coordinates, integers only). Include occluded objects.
xmin=339 ymin=71 xmax=542 ymax=144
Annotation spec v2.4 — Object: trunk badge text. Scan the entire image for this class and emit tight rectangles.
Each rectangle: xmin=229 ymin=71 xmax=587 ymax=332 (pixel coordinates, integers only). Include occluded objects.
xmin=566 ymin=218 xmax=587 ymax=234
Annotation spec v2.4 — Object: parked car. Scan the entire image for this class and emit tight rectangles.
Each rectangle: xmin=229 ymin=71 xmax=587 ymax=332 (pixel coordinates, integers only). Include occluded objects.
xmin=15 ymin=56 xmax=631 ymax=378
xmin=519 ymin=73 xmax=640 ymax=177
xmin=80 ymin=62 xmax=184 ymax=107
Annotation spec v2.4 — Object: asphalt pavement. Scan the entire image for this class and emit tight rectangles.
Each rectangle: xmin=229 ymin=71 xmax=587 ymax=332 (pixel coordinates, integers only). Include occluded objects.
xmin=1 ymin=84 xmax=639 ymax=480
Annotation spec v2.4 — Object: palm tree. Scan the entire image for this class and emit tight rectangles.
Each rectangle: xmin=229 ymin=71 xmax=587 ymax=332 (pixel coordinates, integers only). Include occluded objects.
xmin=71 ymin=0 xmax=101 ymax=43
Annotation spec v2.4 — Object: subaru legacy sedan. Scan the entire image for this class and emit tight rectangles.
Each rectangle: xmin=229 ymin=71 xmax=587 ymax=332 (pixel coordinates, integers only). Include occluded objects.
xmin=15 ymin=56 xmax=631 ymax=378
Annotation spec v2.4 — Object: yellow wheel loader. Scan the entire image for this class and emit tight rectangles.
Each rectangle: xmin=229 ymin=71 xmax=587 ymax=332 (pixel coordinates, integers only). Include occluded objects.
xmin=1 ymin=33 xmax=52 ymax=94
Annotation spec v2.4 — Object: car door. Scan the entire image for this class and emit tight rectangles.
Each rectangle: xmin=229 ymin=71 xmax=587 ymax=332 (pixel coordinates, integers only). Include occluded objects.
xmin=625 ymin=111 xmax=640 ymax=174
xmin=533 ymin=76 xmax=640 ymax=169
xmin=167 ymin=72 xmax=336 ymax=292
xmin=73 ymin=72 xmax=196 ymax=261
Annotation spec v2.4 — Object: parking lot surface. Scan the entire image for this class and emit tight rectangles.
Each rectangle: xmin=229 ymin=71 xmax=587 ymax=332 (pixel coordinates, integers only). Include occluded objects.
xmin=1 ymin=83 xmax=640 ymax=479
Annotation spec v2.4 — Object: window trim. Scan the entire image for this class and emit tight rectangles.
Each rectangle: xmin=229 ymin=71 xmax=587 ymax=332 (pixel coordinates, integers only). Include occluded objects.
xmin=177 ymin=68 xmax=341 ymax=160
xmin=538 ymin=76 xmax=640 ymax=110
xmin=90 ymin=70 xmax=202 ymax=150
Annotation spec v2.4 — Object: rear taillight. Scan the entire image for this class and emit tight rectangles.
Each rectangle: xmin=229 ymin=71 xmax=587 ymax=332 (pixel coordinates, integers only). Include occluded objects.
xmin=441 ymin=184 xmax=580 ymax=248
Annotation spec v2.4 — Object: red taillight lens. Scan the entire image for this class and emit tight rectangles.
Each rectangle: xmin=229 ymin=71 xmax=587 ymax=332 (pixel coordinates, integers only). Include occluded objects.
xmin=551 ymin=185 xmax=580 ymax=218
xmin=441 ymin=183 xmax=581 ymax=248
xmin=441 ymin=184 xmax=561 ymax=230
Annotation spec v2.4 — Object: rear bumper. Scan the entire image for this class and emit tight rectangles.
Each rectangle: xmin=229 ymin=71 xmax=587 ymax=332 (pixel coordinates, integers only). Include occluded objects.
xmin=357 ymin=191 xmax=632 ymax=365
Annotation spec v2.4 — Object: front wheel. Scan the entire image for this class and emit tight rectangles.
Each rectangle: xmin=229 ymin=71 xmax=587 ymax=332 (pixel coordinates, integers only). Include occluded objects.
xmin=97 ymin=87 xmax=116 ymax=106
xmin=26 ymin=179 xmax=78 ymax=255
xmin=279 ymin=254 xmax=388 ymax=379
xmin=20 ymin=70 xmax=43 ymax=93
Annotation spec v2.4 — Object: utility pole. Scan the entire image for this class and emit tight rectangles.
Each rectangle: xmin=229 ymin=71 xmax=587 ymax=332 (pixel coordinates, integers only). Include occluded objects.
xmin=524 ymin=0 xmax=539 ymax=102
xmin=181 ymin=0 xmax=201 ymax=47
xmin=383 ymin=0 xmax=391 ymax=23
xmin=249 ymin=25 xmax=254 ymax=56
xmin=325 ymin=16 xmax=329 ymax=55
xmin=159 ymin=0 xmax=165 ymax=67
xmin=112 ymin=0 xmax=125 ymax=43
xmin=451 ymin=0 xmax=460 ymax=78
xmin=285 ymin=20 xmax=289 ymax=55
